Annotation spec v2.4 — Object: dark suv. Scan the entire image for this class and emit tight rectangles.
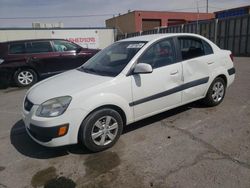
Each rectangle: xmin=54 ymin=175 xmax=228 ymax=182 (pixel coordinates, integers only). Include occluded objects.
xmin=0 ymin=39 xmax=99 ymax=87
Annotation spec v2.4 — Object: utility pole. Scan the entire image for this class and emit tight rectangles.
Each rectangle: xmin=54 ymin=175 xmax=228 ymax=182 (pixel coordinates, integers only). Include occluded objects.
xmin=196 ymin=1 xmax=200 ymax=34
xmin=206 ymin=0 xmax=208 ymax=13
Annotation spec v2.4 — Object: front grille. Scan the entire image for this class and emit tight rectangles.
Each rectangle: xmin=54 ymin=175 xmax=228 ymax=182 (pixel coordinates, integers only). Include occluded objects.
xmin=24 ymin=97 xmax=33 ymax=112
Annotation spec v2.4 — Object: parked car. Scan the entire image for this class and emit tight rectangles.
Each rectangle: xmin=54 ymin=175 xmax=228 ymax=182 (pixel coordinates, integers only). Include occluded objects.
xmin=22 ymin=33 xmax=235 ymax=152
xmin=0 ymin=39 xmax=99 ymax=87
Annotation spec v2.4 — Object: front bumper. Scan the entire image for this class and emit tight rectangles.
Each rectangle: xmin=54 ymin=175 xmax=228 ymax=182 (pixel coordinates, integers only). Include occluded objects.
xmin=27 ymin=123 xmax=69 ymax=142
xmin=22 ymin=101 xmax=88 ymax=147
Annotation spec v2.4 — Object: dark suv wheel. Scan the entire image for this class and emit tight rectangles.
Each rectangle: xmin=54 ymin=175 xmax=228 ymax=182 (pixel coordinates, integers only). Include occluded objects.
xmin=14 ymin=69 xmax=38 ymax=87
xmin=203 ymin=77 xmax=226 ymax=107
xmin=80 ymin=108 xmax=123 ymax=152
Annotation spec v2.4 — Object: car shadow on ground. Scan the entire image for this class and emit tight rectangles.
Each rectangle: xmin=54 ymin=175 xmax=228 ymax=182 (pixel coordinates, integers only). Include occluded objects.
xmin=123 ymin=104 xmax=193 ymax=134
xmin=10 ymin=120 xmax=90 ymax=159
xmin=1 ymin=88 xmax=28 ymax=94
xmin=10 ymin=102 xmax=204 ymax=159
xmin=0 ymin=80 xmax=18 ymax=90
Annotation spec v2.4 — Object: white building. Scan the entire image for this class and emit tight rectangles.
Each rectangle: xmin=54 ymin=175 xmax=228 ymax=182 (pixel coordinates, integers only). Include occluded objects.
xmin=0 ymin=28 xmax=116 ymax=49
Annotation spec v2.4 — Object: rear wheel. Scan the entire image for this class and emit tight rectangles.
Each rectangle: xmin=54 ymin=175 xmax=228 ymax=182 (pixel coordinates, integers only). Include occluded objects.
xmin=14 ymin=69 xmax=38 ymax=87
xmin=203 ymin=77 xmax=226 ymax=107
xmin=80 ymin=108 xmax=123 ymax=152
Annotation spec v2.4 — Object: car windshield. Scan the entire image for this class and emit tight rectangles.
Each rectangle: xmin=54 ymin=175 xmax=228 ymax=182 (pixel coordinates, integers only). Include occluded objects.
xmin=78 ymin=41 xmax=147 ymax=77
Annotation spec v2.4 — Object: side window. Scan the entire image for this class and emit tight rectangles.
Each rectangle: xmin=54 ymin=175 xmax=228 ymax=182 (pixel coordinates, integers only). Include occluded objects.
xmin=9 ymin=43 xmax=25 ymax=54
xmin=26 ymin=41 xmax=53 ymax=53
xmin=178 ymin=37 xmax=205 ymax=60
xmin=203 ymin=41 xmax=213 ymax=55
xmin=53 ymin=40 xmax=78 ymax=52
xmin=138 ymin=38 xmax=176 ymax=68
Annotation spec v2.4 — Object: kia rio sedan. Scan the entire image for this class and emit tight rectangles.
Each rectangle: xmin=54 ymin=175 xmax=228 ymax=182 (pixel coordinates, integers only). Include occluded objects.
xmin=22 ymin=33 xmax=235 ymax=152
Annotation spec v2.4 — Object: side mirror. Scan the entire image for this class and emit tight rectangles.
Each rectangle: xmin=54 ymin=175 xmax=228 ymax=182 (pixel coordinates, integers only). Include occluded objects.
xmin=76 ymin=47 xmax=82 ymax=53
xmin=133 ymin=63 xmax=153 ymax=74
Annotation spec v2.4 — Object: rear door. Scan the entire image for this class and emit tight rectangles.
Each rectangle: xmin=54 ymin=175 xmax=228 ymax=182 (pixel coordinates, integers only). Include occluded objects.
xmin=176 ymin=36 xmax=213 ymax=102
xmin=131 ymin=38 xmax=183 ymax=120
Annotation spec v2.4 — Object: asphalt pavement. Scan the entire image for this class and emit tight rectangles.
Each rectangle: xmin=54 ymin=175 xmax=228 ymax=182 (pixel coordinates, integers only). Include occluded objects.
xmin=0 ymin=57 xmax=249 ymax=188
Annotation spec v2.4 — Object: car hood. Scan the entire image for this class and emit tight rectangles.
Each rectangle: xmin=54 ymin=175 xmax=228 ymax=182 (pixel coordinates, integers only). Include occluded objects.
xmin=27 ymin=69 xmax=113 ymax=104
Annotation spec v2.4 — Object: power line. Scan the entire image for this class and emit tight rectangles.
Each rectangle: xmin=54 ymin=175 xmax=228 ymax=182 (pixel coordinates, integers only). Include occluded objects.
xmin=165 ymin=6 xmax=208 ymax=12
xmin=208 ymin=5 xmax=226 ymax=11
xmin=0 ymin=6 xmax=214 ymax=21
xmin=0 ymin=14 xmax=114 ymax=20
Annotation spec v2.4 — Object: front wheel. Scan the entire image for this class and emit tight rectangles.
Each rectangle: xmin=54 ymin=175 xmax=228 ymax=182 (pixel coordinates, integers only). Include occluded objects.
xmin=203 ymin=77 xmax=226 ymax=107
xmin=80 ymin=108 xmax=123 ymax=152
xmin=14 ymin=69 xmax=38 ymax=87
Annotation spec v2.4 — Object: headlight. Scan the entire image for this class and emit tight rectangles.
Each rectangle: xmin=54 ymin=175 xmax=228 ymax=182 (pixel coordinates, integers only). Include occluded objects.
xmin=0 ymin=59 xmax=4 ymax=65
xmin=36 ymin=96 xmax=72 ymax=117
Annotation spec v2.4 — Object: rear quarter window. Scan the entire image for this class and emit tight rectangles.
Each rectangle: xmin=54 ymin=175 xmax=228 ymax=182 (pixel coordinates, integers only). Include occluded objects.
xmin=203 ymin=41 xmax=213 ymax=55
xmin=9 ymin=43 xmax=26 ymax=54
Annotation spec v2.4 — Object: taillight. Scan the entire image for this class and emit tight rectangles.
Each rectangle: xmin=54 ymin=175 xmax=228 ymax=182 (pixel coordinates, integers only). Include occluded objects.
xmin=230 ymin=53 xmax=234 ymax=62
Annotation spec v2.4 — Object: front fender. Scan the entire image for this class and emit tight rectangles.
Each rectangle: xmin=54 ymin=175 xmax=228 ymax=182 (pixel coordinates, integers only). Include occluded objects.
xmin=71 ymin=92 xmax=134 ymax=125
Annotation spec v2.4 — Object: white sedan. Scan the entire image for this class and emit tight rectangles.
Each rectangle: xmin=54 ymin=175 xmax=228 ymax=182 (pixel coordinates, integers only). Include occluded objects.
xmin=22 ymin=33 xmax=235 ymax=152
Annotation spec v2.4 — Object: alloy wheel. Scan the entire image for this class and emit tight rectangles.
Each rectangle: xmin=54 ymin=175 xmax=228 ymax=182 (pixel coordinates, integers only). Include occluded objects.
xmin=17 ymin=71 xmax=34 ymax=85
xmin=91 ymin=116 xmax=118 ymax=146
xmin=212 ymin=81 xmax=224 ymax=102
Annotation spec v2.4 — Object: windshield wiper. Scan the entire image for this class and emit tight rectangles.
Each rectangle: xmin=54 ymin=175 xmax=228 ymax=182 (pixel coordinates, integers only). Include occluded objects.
xmin=80 ymin=67 xmax=98 ymax=74
xmin=79 ymin=67 xmax=115 ymax=77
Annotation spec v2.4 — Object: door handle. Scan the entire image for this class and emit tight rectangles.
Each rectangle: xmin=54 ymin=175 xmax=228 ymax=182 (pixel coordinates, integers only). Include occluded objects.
xmin=26 ymin=56 xmax=38 ymax=62
xmin=207 ymin=62 xmax=214 ymax=65
xmin=31 ymin=57 xmax=38 ymax=60
xmin=170 ymin=70 xmax=179 ymax=75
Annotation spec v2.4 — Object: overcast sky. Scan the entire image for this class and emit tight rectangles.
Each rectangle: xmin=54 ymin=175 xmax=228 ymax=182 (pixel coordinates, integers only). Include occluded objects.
xmin=0 ymin=0 xmax=249 ymax=28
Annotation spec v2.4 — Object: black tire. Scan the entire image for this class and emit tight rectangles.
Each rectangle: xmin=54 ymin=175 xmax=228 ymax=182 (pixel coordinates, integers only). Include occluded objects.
xmin=203 ymin=77 xmax=226 ymax=107
xmin=80 ymin=108 xmax=123 ymax=152
xmin=14 ymin=69 xmax=38 ymax=87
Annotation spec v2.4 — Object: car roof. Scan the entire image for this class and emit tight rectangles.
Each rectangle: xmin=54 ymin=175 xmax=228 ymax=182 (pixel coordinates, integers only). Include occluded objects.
xmin=0 ymin=38 xmax=69 ymax=44
xmin=120 ymin=33 xmax=206 ymax=42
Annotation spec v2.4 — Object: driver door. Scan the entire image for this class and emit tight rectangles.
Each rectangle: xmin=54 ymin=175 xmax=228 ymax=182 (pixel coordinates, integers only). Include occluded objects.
xmin=130 ymin=38 xmax=183 ymax=121
xmin=52 ymin=40 xmax=87 ymax=71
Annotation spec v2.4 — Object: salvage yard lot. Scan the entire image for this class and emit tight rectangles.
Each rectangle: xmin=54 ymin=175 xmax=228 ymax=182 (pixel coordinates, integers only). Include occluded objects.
xmin=0 ymin=57 xmax=250 ymax=188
